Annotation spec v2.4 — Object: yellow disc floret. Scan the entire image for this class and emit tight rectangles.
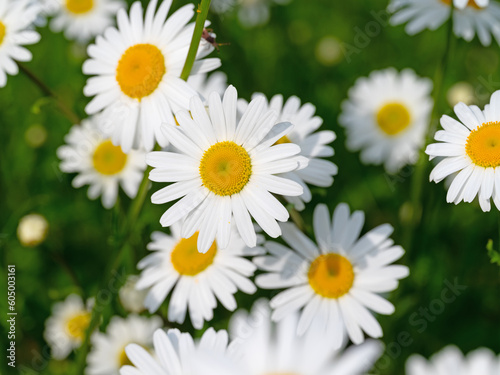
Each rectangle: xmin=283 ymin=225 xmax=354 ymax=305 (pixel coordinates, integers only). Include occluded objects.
xmin=171 ymin=232 xmax=217 ymax=276
xmin=92 ymin=140 xmax=128 ymax=175
xmin=65 ymin=312 xmax=91 ymax=340
xmin=65 ymin=0 xmax=94 ymax=14
xmin=308 ymin=253 xmax=355 ymax=299
xmin=119 ymin=346 xmax=133 ymax=367
xmin=0 ymin=22 xmax=6 ymax=46
xmin=116 ymin=44 xmax=166 ymax=100
xmin=199 ymin=141 xmax=252 ymax=196
xmin=466 ymin=121 xmax=500 ymax=168
xmin=274 ymin=135 xmax=292 ymax=145
xmin=376 ymin=102 xmax=411 ymax=136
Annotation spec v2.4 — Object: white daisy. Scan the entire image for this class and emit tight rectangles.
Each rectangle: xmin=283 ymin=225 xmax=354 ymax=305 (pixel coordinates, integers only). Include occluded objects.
xmin=57 ymin=117 xmax=147 ymax=209
xmin=388 ymin=0 xmax=500 ymax=47
xmin=120 ymin=327 xmax=231 ymax=375
xmin=254 ymin=203 xmax=409 ymax=348
xmin=188 ymin=71 xmax=228 ymax=102
xmin=83 ymin=0 xmax=221 ymax=152
xmin=455 ymin=0 xmax=489 ymax=9
xmin=46 ymin=0 xmax=125 ymax=44
xmin=17 ymin=213 xmax=48 ymax=247
xmin=407 ymin=345 xmax=500 ymax=375
xmin=146 ymin=85 xmax=306 ymax=254
xmin=118 ymin=275 xmax=148 ymax=313
xmin=87 ymin=314 xmax=162 ymax=375
xmin=241 ymin=93 xmax=337 ymax=210
xmin=136 ymin=222 xmax=261 ymax=329
xmin=426 ymin=91 xmax=500 ymax=212
xmin=339 ymin=68 xmax=433 ymax=173
xmin=0 ymin=0 xmax=40 ymax=87
xmin=44 ymin=294 xmax=92 ymax=360
xmin=229 ymin=299 xmax=384 ymax=375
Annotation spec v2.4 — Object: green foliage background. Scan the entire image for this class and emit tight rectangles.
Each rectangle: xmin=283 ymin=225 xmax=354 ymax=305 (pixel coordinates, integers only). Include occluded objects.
xmin=0 ymin=0 xmax=499 ymax=373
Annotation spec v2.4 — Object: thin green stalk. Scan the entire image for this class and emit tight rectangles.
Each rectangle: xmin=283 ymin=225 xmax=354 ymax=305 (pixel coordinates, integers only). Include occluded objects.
xmin=180 ymin=0 xmax=212 ymax=81
xmin=73 ymin=166 xmax=151 ymax=374
xmin=19 ymin=63 xmax=81 ymax=124
xmin=404 ymin=6 xmax=455 ymax=248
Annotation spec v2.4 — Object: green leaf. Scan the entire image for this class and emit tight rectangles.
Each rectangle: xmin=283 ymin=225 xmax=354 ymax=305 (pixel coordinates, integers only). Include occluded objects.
xmin=486 ymin=239 xmax=500 ymax=266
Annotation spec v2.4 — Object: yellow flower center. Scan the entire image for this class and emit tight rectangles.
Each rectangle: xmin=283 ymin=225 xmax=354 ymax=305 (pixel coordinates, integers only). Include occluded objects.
xmin=0 ymin=22 xmax=6 ymax=46
xmin=274 ymin=135 xmax=292 ymax=145
xmin=199 ymin=141 xmax=252 ymax=196
xmin=376 ymin=102 xmax=411 ymax=136
xmin=92 ymin=140 xmax=128 ymax=175
xmin=116 ymin=44 xmax=166 ymax=100
xmin=118 ymin=346 xmax=133 ymax=367
xmin=65 ymin=312 xmax=91 ymax=340
xmin=65 ymin=0 xmax=94 ymax=14
xmin=308 ymin=254 xmax=355 ymax=299
xmin=171 ymin=232 xmax=217 ymax=275
xmin=465 ymin=122 xmax=500 ymax=168
xmin=441 ymin=0 xmax=484 ymax=9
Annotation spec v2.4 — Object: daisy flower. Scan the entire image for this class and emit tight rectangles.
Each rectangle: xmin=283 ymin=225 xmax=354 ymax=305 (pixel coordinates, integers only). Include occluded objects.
xmin=406 ymin=345 xmax=500 ymax=375
xmin=83 ymin=0 xmax=221 ymax=152
xmin=120 ymin=327 xmax=231 ymax=375
xmin=118 ymin=275 xmax=148 ymax=313
xmin=426 ymin=91 xmax=500 ymax=212
xmin=339 ymin=68 xmax=433 ymax=173
xmin=57 ymin=117 xmax=147 ymax=209
xmin=147 ymin=85 xmax=306 ymax=253
xmin=228 ymin=299 xmax=384 ymax=374
xmin=241 ymin=93 xmax=337 ymax=210
xmin=254 ymin=203 xmax=409 ymax=348
xmin=0 ymin=0 xmax=41 ymax=87
xmin=135 ymin=222 xmax=261 ymax=329
xmin=44 ymin=294 xmax=92 ymax=360
xmin=87 ymin=314 xmax=162 ymax=375
xmin=46 ymin=0 xmax=125 ymax=44
xmin=17 ymin=213 xmax=48 ymax=247
xmin=388 ymin=0 xmax=500 ymax=47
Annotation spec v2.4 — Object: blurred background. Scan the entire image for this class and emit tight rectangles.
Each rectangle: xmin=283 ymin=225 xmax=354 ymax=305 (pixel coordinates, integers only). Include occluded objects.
xmin=0 ymin=0 xmax=499 ymax=373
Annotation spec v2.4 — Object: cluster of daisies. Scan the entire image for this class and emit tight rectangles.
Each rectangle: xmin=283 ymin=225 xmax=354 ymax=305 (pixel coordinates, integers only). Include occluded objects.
xmin=3 ymin=0 xmax=499 ymax=372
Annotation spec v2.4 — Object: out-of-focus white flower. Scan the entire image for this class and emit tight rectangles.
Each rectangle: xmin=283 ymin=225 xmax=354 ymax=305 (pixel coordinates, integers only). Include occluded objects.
xmin=44 ymin=294 xmax=92 ymax=360
xmin=447 ymin=82 xmax=475 ymax=107
xmin=407 ymin=345 xmax=500 ymax=375
xmin=118 ymin=275 xmax=148 ymax=313
xmin=17 ymin=213 xmax=48 ymax=247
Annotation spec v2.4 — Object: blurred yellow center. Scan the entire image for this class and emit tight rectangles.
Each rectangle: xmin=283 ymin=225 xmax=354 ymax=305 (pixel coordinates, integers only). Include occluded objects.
xmin=65 ymin=312 xmax=91 ymax=340
xmin=116 ymin=44 xmax=166 ymax=100
xmin=466 ymin=122 xmax=500 ymax=168
xmin=0 ymin=22 xmax=5 ymax=46
xmin=65 ymin=0 xmax=94 ymax=14
xmin=171 ymin=232 xmax=217 ymax=275
xmin=308 ymin=254 xmax=354 ymax=298
xmin=441 ymin=0 xmax=483 ymax=9
xmin=275 ymin=135 xmax=291 ymax=145
xmin=92 ymin=140 xmax=127 ymax=175
xmin=199 ymin=141 xmax=252 ymax=196
xmin=118 ymin=346 xmax=133 ymax=367
xmin=376 ymin=102 xmax=411 ymax=136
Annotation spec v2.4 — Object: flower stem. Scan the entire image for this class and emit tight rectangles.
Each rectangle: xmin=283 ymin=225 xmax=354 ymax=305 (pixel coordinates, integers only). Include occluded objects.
xmin=404 ymin=6 xmax=454 ymax=248
xmin=73 ymin=166 xmax=152 ymax=374
xmin=180 ymin=0 xmax=212 ymax=81
xmin=19 ymin=63 xmax=81 ymax=125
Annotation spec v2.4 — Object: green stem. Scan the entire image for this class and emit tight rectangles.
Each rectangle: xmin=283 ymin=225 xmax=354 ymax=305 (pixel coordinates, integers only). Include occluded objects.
xmin=73 ymin=166 xmax=152 ymax=374
xmin=404 ymin=6 xmax=454 ymax=248
xmin=19 ymin=63 xmax=81 ymax=124
xmin=180 ymin=0 xmax=212 ymax=81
